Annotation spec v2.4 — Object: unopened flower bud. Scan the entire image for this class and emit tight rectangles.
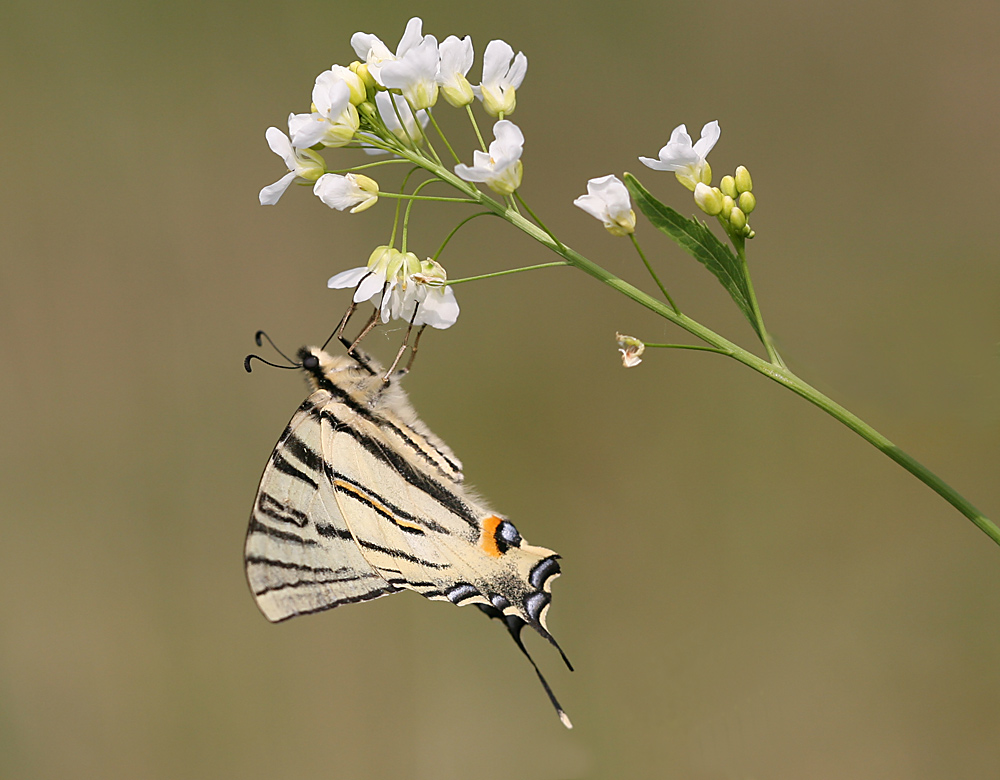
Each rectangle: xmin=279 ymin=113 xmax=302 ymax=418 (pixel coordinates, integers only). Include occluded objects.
xmin=738 ymin=191 xmax=756 ymax=215
xmin=720 ymin=175 xmax=737 ymax=199
xmin=350 ymin=61 xmax=377 ymax=93
xmin=721 ymin=194 xmax=736 ymax=219
xmin=694 ymin=183 xmax=724 ymax=216
xmin=735 ymin=165 xmax=752 ymax=193
xmin=729 ymin=207 xmax=747 ymax=231
xmin=358 ymin=101 xmax=378 ymax=118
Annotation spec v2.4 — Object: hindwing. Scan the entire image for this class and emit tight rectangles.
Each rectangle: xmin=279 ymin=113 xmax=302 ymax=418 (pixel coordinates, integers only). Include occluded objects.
xmin=245 ymin=393 xmax=400 ymax=622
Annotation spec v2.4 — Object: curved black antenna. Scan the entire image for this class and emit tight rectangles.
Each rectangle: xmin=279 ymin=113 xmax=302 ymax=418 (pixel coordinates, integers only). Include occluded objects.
xmin=244 ymin=354 xmax=301 ymax=373
xmin=254 ymin=330 xmax=297 ymax=365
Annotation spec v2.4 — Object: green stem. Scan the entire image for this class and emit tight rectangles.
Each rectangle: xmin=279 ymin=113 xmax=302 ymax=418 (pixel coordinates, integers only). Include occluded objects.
xmin=644 ymin=343 xmax=729 ymax=354
xmin=465 ymin=104 xmax=487 ymax=151
xmin=427 ymin=110 xmax=461 ymax=164
xmin=444 ymin=261 xmax=570 ymax=285
xmin=348 ymin=144 xmax=997 ymax=549
xmin=630 ymin=233 xmax=679 ymax=314
xmin=464 ymin=189 xmax=999 ymax=547
xmin=732 ymin=236 xmax=786 ymax=368
xmin=432 ymin=212 xmax=496 ymax=261
xmin=379 ymin=192 xmax=477 ymax=203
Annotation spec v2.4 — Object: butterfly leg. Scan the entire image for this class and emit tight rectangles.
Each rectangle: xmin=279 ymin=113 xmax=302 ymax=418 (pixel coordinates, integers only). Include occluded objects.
xmin=403 ymin=325 xmax=427 ymax=373
xmin=383 ymin=308 xmax=420 ymax=380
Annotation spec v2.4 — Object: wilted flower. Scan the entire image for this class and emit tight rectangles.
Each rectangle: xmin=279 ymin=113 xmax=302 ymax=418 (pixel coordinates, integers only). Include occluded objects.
xmin=616 ymin=333 xmax=645 ymax=368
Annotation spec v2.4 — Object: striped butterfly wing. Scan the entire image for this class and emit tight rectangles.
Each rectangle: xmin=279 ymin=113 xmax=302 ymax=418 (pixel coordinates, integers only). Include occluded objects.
xmin=320 ymin=397 xmax=563 ymax=638
xmin=245 ymin=392 xmax=401 ymax=622
xmin=246 ymin=346 xmax=571 ymax=726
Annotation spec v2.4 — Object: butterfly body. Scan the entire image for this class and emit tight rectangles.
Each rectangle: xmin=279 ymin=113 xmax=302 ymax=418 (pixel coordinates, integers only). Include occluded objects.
xmin=245 ymin=347 xmax=570 ymax=725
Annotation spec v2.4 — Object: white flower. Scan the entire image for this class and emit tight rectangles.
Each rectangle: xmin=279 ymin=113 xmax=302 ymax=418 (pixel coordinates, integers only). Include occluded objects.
xmin=380 ymin=26 xmax=440 ymax=110
xmin=259 ymin=126 xmax=325 ymax=205
xmin=437 ymin=35 xmax=475 ymax=107
xmin=351 ymin=17 xmax=423 ymax=87
xmin=639 ymin=121 xmax=720 ymax=191
xmin=616 ymin=333 xmax=645 ymax=368
xmin=327 ymin=248 xmax=459 ymax=329
xmin=454 ymin=119 xmax=524 ymax=195
xmin=314 ymin=173 xmax=379 ymax=213
xmin=573 ymin=175 xmax=636 ymax=236
xmin=384 ymin=259 xmax=460 ymax=329
xmin=288 ymin=73 xmax=361 ymax=149
xmin=474 ymin=39 xmax=527 ymax=117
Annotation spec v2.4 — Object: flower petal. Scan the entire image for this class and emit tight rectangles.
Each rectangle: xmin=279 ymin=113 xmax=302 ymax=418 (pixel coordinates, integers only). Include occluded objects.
xmin=327 ymin=266 xmax=370 ymax=289
xmin=692 ymin=120 xmax=720 ymax=158
xmin=259 ymin=171 xmax=297 ymax=205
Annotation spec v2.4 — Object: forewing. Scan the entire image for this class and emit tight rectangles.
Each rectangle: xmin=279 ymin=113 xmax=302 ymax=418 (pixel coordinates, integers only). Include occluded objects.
xmin=245 ymin=392 xmax=400 ymax=622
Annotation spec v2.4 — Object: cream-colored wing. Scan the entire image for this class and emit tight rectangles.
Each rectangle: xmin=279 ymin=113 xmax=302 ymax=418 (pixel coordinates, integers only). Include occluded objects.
xmin=245 ymin=391 xmax=400 ymax=622
xmin=318 ymin=396 xmax=563 ymax=638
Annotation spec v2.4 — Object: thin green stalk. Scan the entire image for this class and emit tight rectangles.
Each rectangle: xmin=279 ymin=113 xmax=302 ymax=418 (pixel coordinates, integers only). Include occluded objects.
xmin=444 ymin=261 xmax=570 ymax=285
xmin=427 ymin=110 xmax=460 ymax=164
xmin=379 ymin=192 xmax=477 ymax=203
xmin=465 ymin=104 xmax=487 ymax=151
xmin=733 ymin=239 xmax=786 ymax=368
xmin=432 ymin=212 xmax=496 ymax=261
xmin=630 ymin=233 xmax=679 ymax=314
xmin=515 ymin=192 xmax=562 ymax=250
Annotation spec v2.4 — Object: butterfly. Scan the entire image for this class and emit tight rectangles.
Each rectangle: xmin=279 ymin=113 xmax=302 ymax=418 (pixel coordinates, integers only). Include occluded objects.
xmin=244 ymin=345 xmax=572 ymax=727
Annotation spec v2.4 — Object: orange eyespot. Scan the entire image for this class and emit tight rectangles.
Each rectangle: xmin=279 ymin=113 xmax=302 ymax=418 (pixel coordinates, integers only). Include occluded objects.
xmin=480 ymin=516 xmax=504 ymax=558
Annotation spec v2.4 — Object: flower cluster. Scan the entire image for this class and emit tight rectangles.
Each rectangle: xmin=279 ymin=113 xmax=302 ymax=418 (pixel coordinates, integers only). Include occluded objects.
xmin=693 ymin=165 xmax=756 ymax=238
xmin=258 ymin=17 xmax=531 ymax=333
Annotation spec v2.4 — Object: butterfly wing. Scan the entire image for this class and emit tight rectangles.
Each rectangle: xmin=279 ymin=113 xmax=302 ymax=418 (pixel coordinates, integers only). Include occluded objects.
xmin=245 ymin=392 xmax=401 ymax=622
xmin=318 ymin=390 xmax=563 ymax=640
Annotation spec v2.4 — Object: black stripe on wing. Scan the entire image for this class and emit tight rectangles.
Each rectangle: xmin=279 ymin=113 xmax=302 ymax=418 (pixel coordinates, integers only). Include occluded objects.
xmin=268 ymin=585 xmax=403 ymax=622
xmin=309 ymin=371 xmax=463 ymax=478
xmin=317 ymin=408 xmax=478 ymax=530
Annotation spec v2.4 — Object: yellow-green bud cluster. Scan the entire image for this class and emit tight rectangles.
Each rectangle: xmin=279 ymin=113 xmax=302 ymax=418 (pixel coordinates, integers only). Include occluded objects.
xmin=702 ymin=164 xmax=756 ymax=238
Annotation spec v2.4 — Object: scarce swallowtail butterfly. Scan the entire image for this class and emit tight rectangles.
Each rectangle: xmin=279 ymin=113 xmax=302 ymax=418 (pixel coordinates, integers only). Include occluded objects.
xmin=245 ymin=345 xmax=572 ymax=727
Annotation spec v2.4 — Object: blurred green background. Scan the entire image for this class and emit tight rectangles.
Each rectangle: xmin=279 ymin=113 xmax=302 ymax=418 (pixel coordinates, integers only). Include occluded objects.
xmin=2 ymin=0 xmax=999 ymax=777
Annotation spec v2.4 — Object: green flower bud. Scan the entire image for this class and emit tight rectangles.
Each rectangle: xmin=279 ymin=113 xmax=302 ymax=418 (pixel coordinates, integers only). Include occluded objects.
xmin=735 ymin=165 xmax=752 ymax=193
xmin=721 ymin=194 xmax=736 ymax=219
xmin=729 ymin=207 xmax=747 ymax=231
xmin=358 ymin=100 xmax=378 ymax=118
xmin=350 ymin=61 xmax=377 ymax=94
xmin=694 ymin=183 xmax=724 ymax=216
xmin=738 ymin=191 xmax=756 ymax=215
xmin=720 ymin=175 xmax=737 ymax=199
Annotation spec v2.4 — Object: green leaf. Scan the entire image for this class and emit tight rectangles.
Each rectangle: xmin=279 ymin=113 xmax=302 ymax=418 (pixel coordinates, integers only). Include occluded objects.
xmin=624 ymin=173 xmax=762 ymax=339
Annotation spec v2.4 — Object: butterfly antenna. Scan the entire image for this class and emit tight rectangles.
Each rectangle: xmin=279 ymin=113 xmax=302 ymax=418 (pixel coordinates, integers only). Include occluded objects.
xmin=322 ymin=301 xmax=358 ymax=352
xmin=501 ymin=615 xmax=573 ymax=729
xmin=254 ymin=330 xmax=297 ymax=364
xmin=244 ymin=354 xmax=301 ymax=373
